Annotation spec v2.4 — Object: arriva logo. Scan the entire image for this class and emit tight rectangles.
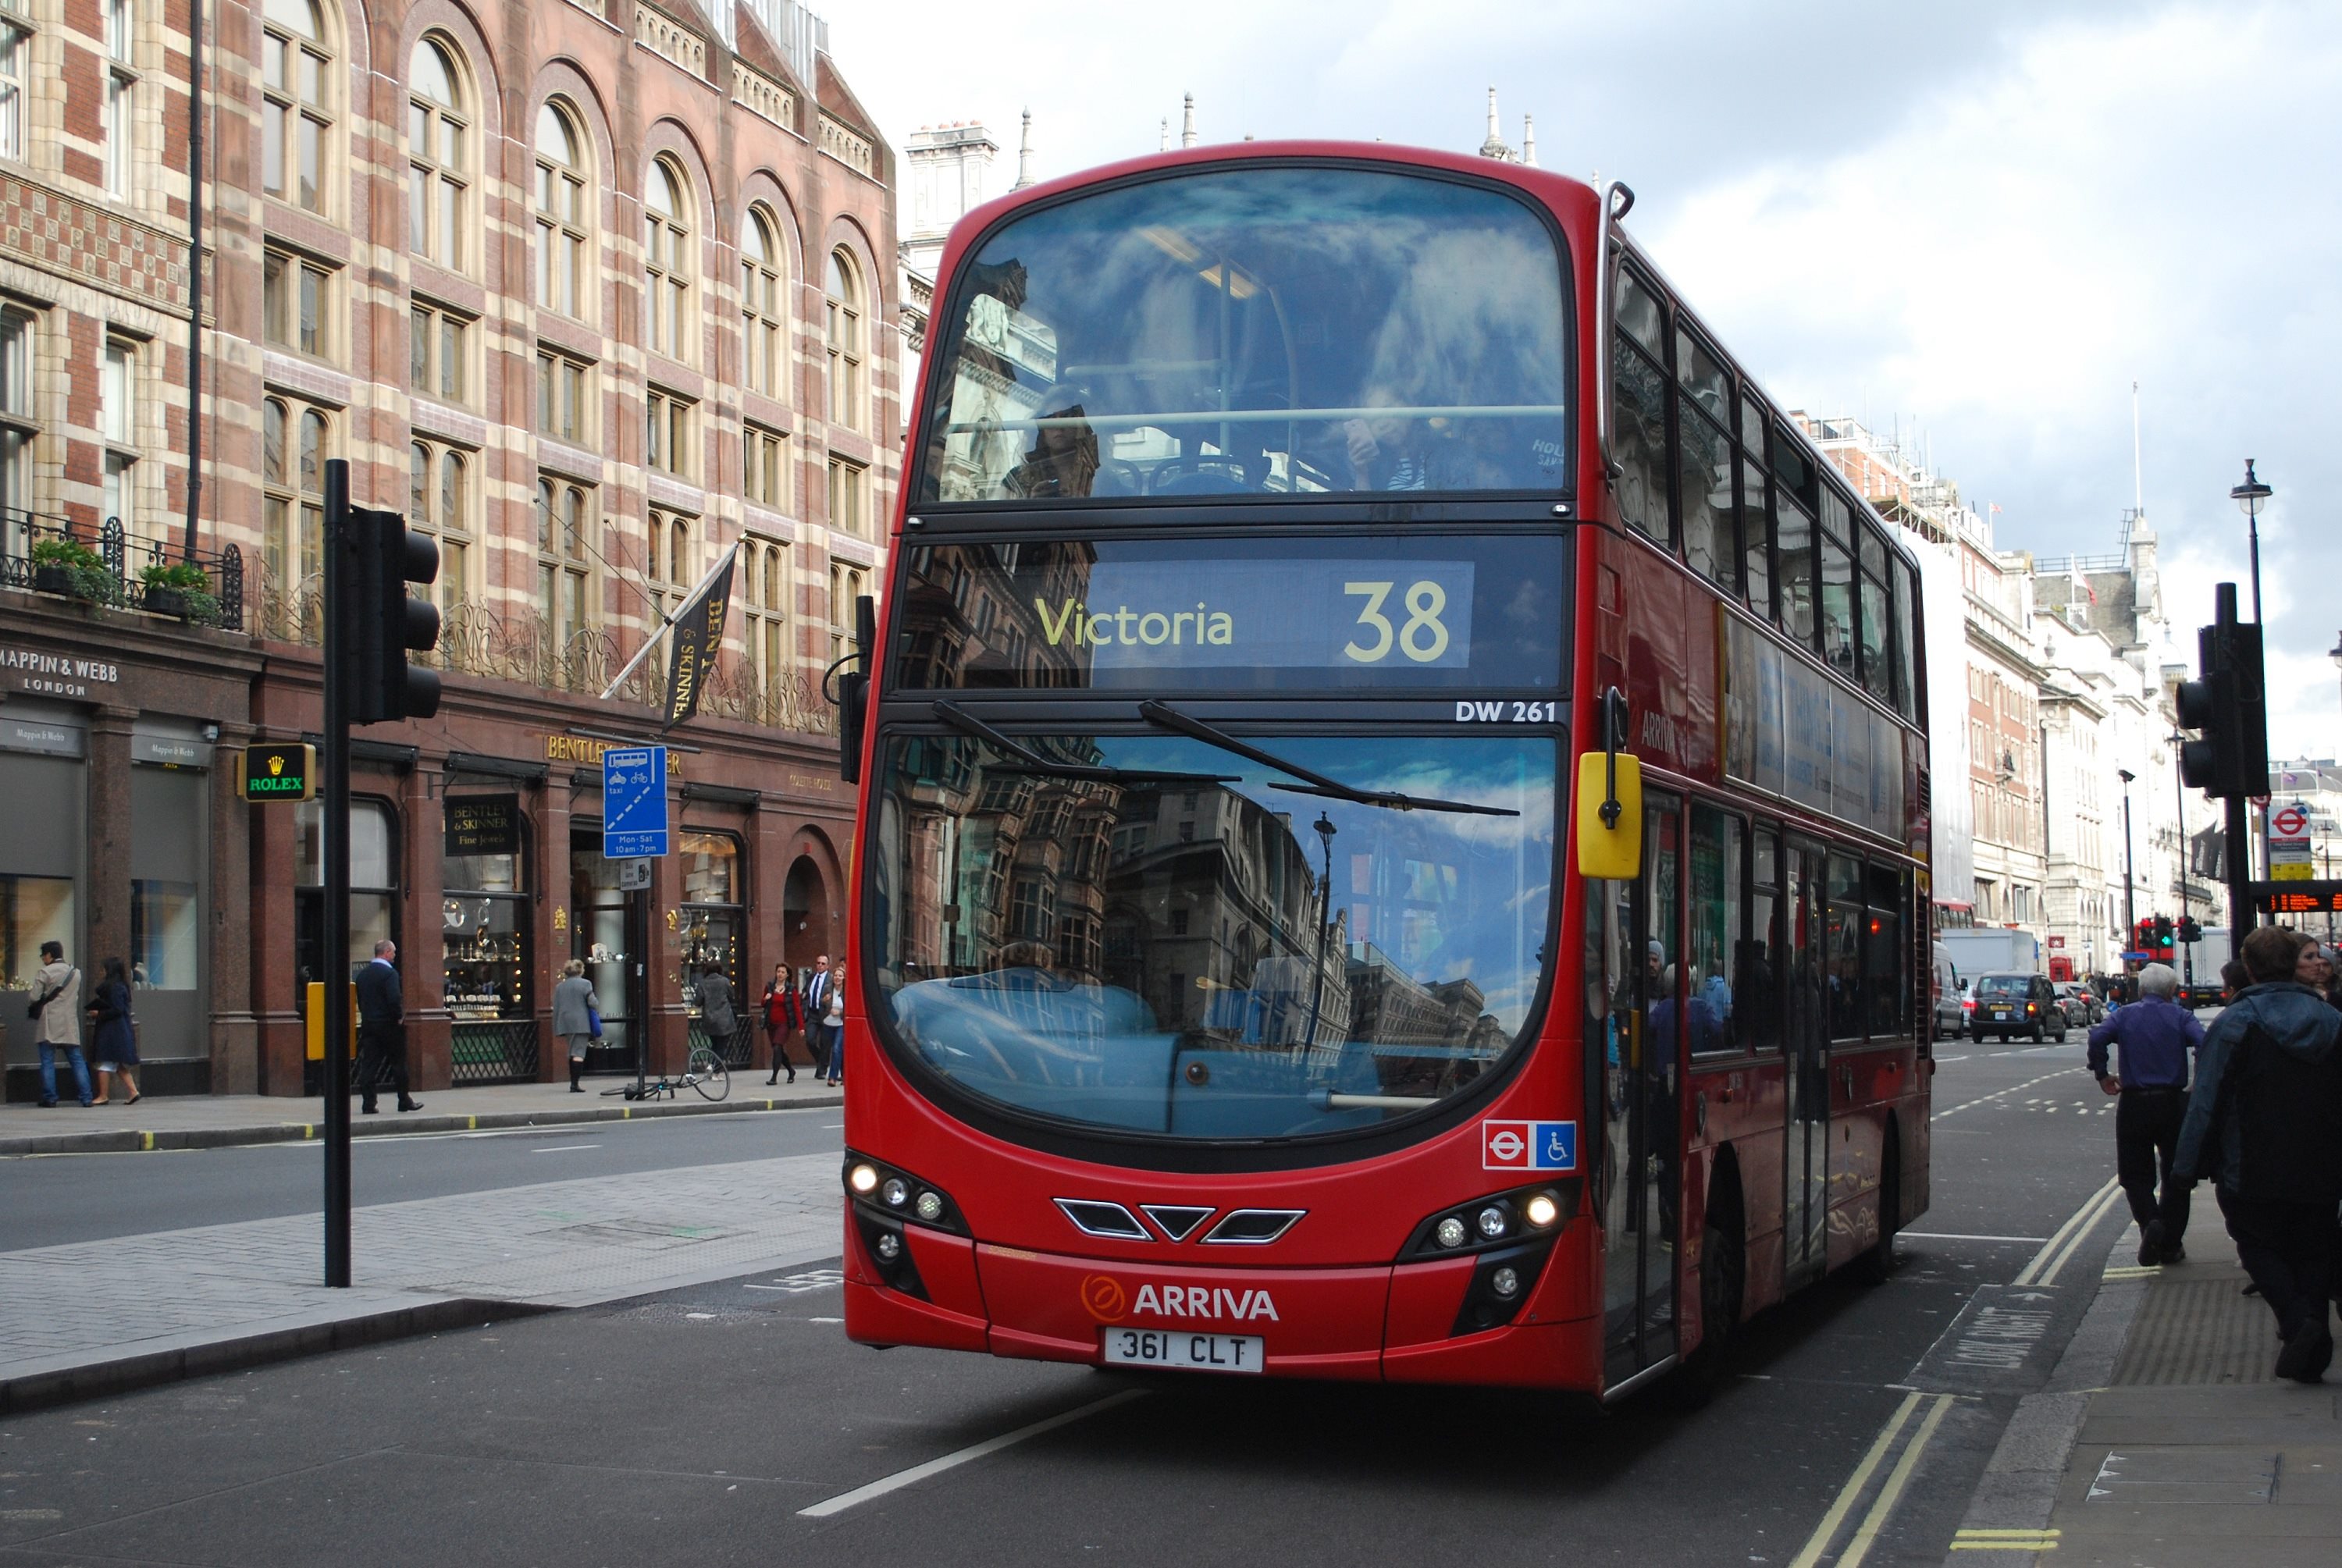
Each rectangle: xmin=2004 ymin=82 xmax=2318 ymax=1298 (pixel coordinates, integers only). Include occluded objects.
xmin=1134 ymin=1283 xmax=1279 ymax=1322
xmin=1080 ymin=1275 xmax=1129 ymax=1323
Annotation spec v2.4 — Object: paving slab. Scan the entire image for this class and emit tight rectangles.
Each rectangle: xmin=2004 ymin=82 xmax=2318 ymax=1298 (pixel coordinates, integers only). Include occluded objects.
xmin=0 ymin=1148 xmax=846 ymax=1414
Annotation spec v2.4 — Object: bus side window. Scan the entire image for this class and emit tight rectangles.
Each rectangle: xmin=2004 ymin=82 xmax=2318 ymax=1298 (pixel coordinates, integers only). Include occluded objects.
xmin=1743 ymin=828 xmax=1782 ymax=1053
xmin=1611 ymin=270 xmax=1671 ymax=548
xmin=1689 ymin=803 xmax=1744 ymax=1054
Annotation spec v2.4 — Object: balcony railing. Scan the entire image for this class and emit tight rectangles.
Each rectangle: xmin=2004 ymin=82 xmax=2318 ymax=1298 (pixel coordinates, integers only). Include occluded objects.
xmin=2 ymin=510 xmax=246 ymax=631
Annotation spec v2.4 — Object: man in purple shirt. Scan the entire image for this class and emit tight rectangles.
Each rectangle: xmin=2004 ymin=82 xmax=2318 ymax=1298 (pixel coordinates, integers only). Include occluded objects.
xmin=2089 ymin=962 xmax=2206 ymax=1265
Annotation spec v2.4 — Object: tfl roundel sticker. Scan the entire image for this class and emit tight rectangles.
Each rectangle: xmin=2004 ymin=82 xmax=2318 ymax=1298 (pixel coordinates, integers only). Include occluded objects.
xmin=1080 ymin=1274 xmax=1129 ymax=1323
xmin=1482 ymin=1119 xmax=1578 ymax=1172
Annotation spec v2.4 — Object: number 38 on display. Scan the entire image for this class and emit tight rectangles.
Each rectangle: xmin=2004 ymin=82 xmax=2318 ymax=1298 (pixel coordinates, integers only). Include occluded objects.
xmin=1343 ymin=581 xmax=1451 ymax=663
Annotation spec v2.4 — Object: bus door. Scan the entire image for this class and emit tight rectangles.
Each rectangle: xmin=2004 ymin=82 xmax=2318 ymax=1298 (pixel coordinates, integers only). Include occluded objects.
xmin=1600 ymin=793 xmax=1681 ymax=1386
xmin=1783 ymin=838 xmax=1831 ymax=1287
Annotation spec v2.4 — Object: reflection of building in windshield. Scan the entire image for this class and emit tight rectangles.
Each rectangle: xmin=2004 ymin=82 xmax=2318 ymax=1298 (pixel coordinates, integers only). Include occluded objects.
xmin=893 ymin=539 xmax=1099 ymax=690
xmin=1346 ymin=951 xmax=1507 ymax=1097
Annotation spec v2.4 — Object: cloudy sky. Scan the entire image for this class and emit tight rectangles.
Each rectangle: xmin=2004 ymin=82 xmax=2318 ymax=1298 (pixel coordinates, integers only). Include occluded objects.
xmin=830 ymin=0 xmax=2342 ymax=760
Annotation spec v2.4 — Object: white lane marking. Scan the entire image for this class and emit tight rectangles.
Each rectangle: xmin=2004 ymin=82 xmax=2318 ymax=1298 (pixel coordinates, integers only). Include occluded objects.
xmin=1934 ymin=1068 xmax=2086 ymax=1119
xmin=1837 ymin=1394 xmax=1956 ymax=1568
xmin=529 ymin=1143 xmax=601 ymax=1154
xmin=822 ymin=1123 xmax=844 ymax=1129
xmin=1789 ymin=1393 xmax=1922 ymax=1568
xmin=2012 ymin=1176 xmax=2123 ymax=1288
xmin=1936 ymin=1054 xmax=1970 ymax=1062
xmin=1902 ymin=1232 xmax=2051 ymax=1243
xmin=797 ymin=1390 xmax=1148 ymax=1517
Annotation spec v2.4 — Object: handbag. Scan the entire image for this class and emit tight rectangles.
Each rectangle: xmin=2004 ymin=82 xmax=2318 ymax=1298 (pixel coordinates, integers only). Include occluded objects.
xmin=586 ymin=998 xmax=603 ymax=1040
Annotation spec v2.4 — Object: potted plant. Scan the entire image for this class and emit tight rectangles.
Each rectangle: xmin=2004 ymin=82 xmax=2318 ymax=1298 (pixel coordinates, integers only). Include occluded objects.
xmin=141 ymin=560 xmax=219 ymax=623
xmin=30 ymin=537 xmax=112 ymax=603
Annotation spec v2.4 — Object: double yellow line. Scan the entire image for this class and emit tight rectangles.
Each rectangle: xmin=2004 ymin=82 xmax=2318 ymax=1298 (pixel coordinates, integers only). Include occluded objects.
xmin=2013 ymin=1176 xmax=2124 ymax=1289
xmin=1788 ymin=1391 xmax=1958 ymax=1568
xmin=1951 ymin=1527 xmax=2060 ymax=1552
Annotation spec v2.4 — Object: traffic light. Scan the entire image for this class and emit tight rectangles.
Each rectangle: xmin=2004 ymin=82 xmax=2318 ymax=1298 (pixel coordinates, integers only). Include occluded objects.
xmin=2152 ymin=915 xmax=2174 ymax=948
xmin=2177 ymin=916 xmax=2202 ymax=944
xmin=342 ymin=506 xmax=441 ymax=724
xmin=2175 ymin=582 xmax=2269 ymax=800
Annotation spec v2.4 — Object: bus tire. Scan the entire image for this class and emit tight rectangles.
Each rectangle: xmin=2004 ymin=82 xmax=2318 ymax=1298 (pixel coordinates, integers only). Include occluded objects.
xmin=1856 ymin=1132 xmax=1900 ymax=1286
xmin=1673 ymin=1168 xmax=1746 ymax=1409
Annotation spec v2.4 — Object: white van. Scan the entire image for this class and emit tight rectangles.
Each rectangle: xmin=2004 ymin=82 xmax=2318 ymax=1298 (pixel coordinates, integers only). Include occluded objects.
xmin=1931 ymin=942 xmax=1963 ymax=1040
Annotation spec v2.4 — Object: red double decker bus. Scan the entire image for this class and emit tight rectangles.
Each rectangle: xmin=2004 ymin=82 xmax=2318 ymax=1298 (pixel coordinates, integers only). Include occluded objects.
xmin=835 ymin=141 xmax=1933 ymax=1399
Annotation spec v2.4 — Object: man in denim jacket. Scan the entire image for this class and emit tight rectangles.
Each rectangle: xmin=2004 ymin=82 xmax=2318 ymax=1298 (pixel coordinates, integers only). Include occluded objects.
xmin=2174 ymin=926 xmax=2342 ymax=1382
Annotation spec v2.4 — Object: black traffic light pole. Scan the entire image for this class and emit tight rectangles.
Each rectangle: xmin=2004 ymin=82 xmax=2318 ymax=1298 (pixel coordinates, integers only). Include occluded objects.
xmin=322 ymin=460 xmax=354 ymax=1286
xmin=317 ymin=464 xmax=440 ymax=1289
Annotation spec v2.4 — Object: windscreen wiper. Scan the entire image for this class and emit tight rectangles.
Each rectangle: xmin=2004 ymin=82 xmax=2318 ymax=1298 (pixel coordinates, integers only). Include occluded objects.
xmin=1135 ymin=700 xmax=1519 ymax=817
xmin=931 ymin=702 xmax=1237 ymax=787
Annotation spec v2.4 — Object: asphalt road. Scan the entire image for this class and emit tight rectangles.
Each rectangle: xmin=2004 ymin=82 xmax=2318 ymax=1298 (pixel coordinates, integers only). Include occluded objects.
xmin=0 ymin=1108 xmax=849 ymax=1251
xmin=0 ymin=1039 xmax=2148 ymax=1566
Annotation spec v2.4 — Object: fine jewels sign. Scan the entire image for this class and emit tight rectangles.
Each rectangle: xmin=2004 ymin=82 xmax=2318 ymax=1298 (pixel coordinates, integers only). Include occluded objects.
xmin=445 ymin=794 xmax=521 ymax=856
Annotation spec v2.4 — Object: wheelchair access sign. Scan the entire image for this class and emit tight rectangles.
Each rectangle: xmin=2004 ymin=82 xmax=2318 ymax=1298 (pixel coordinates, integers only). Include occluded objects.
xmin=1482 ymin=1119 xmax=1578 ymax=1172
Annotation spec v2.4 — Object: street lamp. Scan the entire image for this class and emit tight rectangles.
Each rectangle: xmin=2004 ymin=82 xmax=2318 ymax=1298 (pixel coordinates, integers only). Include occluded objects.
xmin=2118 ymin=768 xmax=2137 ymax=966
xmin=1304 ymin=811 xmax=1338 ymax=1048
xmin=2231 ymin=459 xmax=2273 ymax=624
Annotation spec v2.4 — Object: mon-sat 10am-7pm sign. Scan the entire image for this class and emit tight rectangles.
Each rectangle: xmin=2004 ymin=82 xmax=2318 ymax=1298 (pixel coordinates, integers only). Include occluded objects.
xmin=602 ymin=745 xmax=669 ymax=859
xmin=237 ymin=742 xmax=316 ymax=802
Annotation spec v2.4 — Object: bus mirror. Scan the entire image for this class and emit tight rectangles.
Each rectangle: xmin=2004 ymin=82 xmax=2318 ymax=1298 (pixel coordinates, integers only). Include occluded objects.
xmin=1575 ymin=751 xmax=1642 ymax=880
xmin=837 ymin=670 xmax=869 ymax=785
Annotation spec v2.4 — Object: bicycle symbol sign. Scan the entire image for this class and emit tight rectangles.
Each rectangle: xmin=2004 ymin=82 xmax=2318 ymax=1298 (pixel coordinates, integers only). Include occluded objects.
xmin=603 ymin=746 xmax=670 ymax=859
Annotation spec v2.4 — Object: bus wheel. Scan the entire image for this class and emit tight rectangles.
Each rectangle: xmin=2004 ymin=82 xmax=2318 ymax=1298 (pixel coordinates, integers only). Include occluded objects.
xmin=1856 ymin=1137 xmax=1900 ymax=1286
xmin=1673 ymin=1195 xmax=1745 ymax=1409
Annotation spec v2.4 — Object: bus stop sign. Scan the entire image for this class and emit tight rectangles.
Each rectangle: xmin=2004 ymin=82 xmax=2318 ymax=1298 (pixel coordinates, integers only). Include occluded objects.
xmin=603 ymin=746 xmax=669 ymax=859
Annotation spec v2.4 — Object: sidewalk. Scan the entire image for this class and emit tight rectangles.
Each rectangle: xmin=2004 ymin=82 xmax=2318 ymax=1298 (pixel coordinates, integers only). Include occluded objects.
xmin=0 ymin=1072 xmax=842 ymax=1157
xmin=1949 ymin=1232 xmax=2342 ymax=1564
xmin=0 ymin=1148 xmax=845 ymax=1415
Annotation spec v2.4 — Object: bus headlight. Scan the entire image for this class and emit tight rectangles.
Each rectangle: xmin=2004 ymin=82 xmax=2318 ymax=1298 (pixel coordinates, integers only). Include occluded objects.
xmin=1524 ymin=1192 xmax=1561 ymax=1229
xmin=1490 ymin=1266 xmax=1522 ymax=1300
xmin=1476 ymin=1203 xmax=1512 ymax=1239
xmin=848 ymin=1162 xmax=881 ymax=1195
xmin=1435 ymin=1216 xmax=1468 ymax=1250
xmin=916 ymin=1190 xmax=946 ymax=1223
xmin=1402 ymin=1180 xmax=1581 ymax=1260
xmin=881 ymin=1177 xmax=910 ymax=1209
xmin=842 ymin=1153 xmax=963 ymax=1235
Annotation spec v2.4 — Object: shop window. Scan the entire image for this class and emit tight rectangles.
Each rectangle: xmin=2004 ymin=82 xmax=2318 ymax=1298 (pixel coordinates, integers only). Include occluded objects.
xmin=443 ymin=800 xmax=530 ymax=1065
xmin=3 ymin=873 xmax=75 ymax=992
xmin=1688 ymin=804 xmax=1743 ymax=1054
xmin=293 ymin=798 xmax=397 ymax=997
xmin=130 ymin=880 xmax=196 ymax=989
xmin=677 ymin=829 xmax=743 ymax=1053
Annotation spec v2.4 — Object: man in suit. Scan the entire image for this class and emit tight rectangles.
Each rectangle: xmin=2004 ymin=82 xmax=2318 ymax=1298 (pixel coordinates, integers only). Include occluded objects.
xmin=355 ymin=938 xmax=423 ymax=1115
xmin=803 ymin=955 xmax=835 ymax=1081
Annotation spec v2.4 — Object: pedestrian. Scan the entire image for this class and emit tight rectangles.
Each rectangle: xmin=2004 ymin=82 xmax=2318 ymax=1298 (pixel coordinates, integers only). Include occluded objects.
xmin=27 ymin=940 xmax=91 ymax=1108
xmin=85 ymin=955 xmax=141 ymax=1105
xmin=2088 ymin=962 xmax=2204 ymax=1265
xmin=803 ymin=954 xmax=836 ymax=1080
xmin=551 ymin=958 xmax=598 ymax=1093
xmin=696 ymin=963 xmax=739 ymax=1059
xmin=820 ymin=968 xmax=847 ymax=1087
xmin=2173 ymin=926 xmax=2342 ymax=1382
xmin=760 ymin=962 xmax=802 ymax=1085
xmin=354 ymin=938 xmax=423 ymax=1115
xmin=2298 ymin=939 xmax=2342 ymax=1013
xmin=2221 ymin=959 xmax=2249 ymax=1003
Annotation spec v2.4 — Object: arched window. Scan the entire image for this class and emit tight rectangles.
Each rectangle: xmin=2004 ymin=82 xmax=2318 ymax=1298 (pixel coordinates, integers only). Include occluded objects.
xmin=409 ymin=439 xmax=470 ymax=612
xmin=536 ymin=475 xmax=593 ymax=659
xmin=742 ymin=534 xmax=790 ymax=692
xmin=262 ymin=0 xmax=333 ymax=215
xmin=742 ymin=207 xmax=786 ymax=400
xmin=824 ymin=247 xmax=864 ymax=432
xmin=264 ymin=397 xmax=329 ymax=588
xmin=535 ymin=100 xmax=589 ymax=319
xmin=644 ymin=158 xmax=692 ymax=362
xmin=408 ymin=37 xmax=468 ymax=271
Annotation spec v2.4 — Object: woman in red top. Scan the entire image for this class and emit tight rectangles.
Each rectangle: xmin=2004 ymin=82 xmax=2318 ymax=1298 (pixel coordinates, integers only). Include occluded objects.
xmin=760 ymin=962 xmax=804 ymax=1084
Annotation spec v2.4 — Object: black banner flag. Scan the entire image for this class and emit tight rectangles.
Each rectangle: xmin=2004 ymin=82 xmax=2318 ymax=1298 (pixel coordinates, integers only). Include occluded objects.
xmin=663 ymin=544 xmax=738 ymax=730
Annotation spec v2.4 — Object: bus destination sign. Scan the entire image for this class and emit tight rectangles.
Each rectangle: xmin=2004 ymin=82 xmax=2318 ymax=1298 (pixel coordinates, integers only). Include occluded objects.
xmin=1043 ymin=559 xmax=1475 ymax=670
xmin=239 ymin=742 xmax=317 ymax=802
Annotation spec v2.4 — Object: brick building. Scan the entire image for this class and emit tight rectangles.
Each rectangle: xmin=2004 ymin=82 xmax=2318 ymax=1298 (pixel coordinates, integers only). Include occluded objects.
xmin=2 ymin=0 xmax=900 ymax=1097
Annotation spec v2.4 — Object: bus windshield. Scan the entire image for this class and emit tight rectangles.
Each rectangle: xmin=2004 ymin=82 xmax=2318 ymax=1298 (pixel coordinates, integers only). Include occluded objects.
xmin=868 ymin=731 xmax=1557 ymax=1141
xmin=915 ymin=165 xmax=1571 ymax=504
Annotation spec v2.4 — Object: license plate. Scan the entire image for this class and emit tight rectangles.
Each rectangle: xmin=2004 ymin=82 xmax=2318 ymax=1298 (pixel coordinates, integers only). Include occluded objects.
xmin=1991 ymin=1008 xmax=2012 ymax=1019
xmin=1099 ymin=1328 xmax=1265 ymax=1374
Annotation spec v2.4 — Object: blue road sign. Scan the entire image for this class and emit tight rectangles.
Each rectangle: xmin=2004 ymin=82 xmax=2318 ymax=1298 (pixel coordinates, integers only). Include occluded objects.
xmin=603 ymin=746 xmax=669 ymax=859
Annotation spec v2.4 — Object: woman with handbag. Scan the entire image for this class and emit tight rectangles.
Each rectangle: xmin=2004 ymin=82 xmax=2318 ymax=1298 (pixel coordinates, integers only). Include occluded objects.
xmin=552 ymin=959 xmax=600 ymax=1093
xmin=760 ymin=962 xmax=803 ymax=1084
xmin=87 ymin=956 xmax=140 ymax=1104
